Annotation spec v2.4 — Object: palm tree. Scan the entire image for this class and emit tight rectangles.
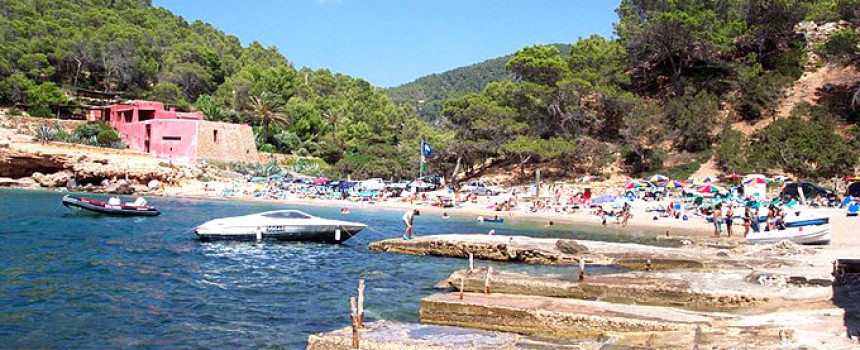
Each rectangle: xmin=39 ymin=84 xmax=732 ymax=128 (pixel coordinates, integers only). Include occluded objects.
xmin=247 ymin=92 xmax=288 ymax=145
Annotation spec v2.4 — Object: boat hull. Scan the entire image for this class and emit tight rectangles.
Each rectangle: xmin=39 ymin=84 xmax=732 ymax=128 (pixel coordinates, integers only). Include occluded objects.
xmin=62 ymin=195 xmax=160 ymax=217
xmin=745 ymin=224 xmax=831 ymax=245
xmin=195 ymin=224 xmax=366 ymax=244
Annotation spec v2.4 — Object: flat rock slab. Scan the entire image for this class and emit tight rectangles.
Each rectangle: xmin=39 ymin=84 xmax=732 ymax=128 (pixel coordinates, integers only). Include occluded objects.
xmin=420 ymin=292 xmax=718 ymax=339
xmin=369 ymin=234 xmax=794 ymax=270
xmin=305 ymin=320 xmax=589 ymax=350
xmin=442 ymin=268 xmax=832 ymax=312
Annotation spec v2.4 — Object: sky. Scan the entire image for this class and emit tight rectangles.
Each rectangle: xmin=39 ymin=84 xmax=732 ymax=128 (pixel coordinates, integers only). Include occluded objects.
xmin=152 ymin=0 xmax=621 ymax=88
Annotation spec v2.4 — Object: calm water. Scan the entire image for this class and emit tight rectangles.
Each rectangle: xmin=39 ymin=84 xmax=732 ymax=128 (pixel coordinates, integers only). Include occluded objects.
xmin=0 ymin=189 xmax=644 ymax=349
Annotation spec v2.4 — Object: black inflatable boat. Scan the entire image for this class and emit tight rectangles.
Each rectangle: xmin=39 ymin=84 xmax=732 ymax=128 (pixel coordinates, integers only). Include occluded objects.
xmin=62 ymin=195 xmax=160 ymax=216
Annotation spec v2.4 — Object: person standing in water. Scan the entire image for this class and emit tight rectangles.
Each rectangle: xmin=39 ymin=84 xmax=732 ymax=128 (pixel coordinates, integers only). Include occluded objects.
xmin=402 ymin=209 xmax=420 ymax=240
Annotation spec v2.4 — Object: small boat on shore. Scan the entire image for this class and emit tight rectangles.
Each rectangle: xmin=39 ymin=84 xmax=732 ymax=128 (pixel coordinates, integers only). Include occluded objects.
xmin=477 ymin=216 xmax=504 ymax=223
xmin=195 ymin=210 xmax=367 ymax=243
xmin=745 ymin=211 xmax=831 ymax=245
xmin=62 ymin=195 xmax=161 ymax=216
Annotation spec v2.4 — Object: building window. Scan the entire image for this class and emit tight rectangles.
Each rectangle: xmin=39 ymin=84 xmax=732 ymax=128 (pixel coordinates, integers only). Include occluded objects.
xmin=163 ymin=136 xmax=181 ymax=141
xmin=213 ymin=130 xmax=219 ymax=143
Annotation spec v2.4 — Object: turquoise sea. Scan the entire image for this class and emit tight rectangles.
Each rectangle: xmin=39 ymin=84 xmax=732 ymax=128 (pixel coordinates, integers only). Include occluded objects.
xmin=0 ymin=189 xmax=646 ymax=349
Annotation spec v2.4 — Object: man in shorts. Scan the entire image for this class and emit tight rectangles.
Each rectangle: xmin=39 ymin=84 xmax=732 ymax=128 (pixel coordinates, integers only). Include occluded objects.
xmin=402 ymin=209 xmax=420 ymax=240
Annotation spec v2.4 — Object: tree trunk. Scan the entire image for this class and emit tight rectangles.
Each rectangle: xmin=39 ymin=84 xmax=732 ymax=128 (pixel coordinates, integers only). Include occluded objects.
xmin=450 ymin=156 xmax=462 ymax=188
xmin=262 ymin=118 xmax=270 ymax=145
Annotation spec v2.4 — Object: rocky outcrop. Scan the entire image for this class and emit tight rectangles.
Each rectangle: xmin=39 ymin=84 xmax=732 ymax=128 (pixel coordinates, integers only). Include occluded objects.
xmin=307 ymin=321 xmax=530 ymax=350
xmin=31 ymin=171 xmax=73 ymax=188
xmin=441 ymin=268 xmax=831 ymax=312
xmin=420 ymin=293 xmax=709 ymax=338
xmin=0 ymin=141 xmax=202 ymax=193
xmin=368 ymin=234 xmax=796 ymax=270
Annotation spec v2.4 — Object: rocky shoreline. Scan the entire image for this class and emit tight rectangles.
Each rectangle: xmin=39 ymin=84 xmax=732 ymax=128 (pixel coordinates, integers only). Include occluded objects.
xmin=310 ymin=234 xmax=860 ymax=349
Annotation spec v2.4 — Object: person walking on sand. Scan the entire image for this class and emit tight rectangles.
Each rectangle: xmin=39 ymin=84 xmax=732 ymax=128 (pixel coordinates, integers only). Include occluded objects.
xmin=742 ymin=207 xmax=752 ymax=237
xmin=725 ymin=204 xmax=734 ymax=237
xmin=621 ymin=202 xmax=631 ymax=227
xmin=402 ymin=209 xmax=419 ymax=240
xmin=712 ymin=204 xmax=723 ymax=238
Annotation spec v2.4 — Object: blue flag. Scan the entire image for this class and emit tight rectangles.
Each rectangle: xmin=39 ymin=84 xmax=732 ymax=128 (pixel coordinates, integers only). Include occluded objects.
xmin=421 ymin=141 xmax=432 ymax=157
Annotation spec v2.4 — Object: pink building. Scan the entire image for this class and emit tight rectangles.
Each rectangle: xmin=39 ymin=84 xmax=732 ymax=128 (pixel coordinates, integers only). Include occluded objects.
xmin=99 ymin=100 xmax=258 ymax=163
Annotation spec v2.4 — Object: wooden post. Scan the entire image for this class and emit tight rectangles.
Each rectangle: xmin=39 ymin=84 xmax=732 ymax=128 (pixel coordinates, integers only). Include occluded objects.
xmin=578 ymin=260 xmax=585 ymax=281
xmin=468 ymin=253 xmax=474 ymax=272
xmin=357 ymin=279 xmax=365 ymax=328
xmin=646 ymin=259 xmax=652 ymax=272
xmin=665 ymin=230 xmax=670 ymax=237
xmin=349 ymin=297 xmax=360 ymax=349
xmin=459 ymin=276 xmax=465 ymax=300
xmin=484 ymin=267 xmax=492 ymax=294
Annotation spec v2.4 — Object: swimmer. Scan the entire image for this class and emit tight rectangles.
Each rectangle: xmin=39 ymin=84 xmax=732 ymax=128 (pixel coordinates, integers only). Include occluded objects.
xmin=442 ymin=212 xmax=449 ymax=219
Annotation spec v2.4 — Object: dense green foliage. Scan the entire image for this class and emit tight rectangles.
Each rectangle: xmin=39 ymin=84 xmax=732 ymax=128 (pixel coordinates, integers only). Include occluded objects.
xmin=386 ymin=45 xmax=571 ymax=123
xmin=0 ymin=0 xmax=437 ymax=179
xmin=4 ymin=0 xmax=860 ymax=181
xmin=431 ymin=0 xmax=860 ymax=180
xmin=33 ymin=121 xmax=125 ymax=148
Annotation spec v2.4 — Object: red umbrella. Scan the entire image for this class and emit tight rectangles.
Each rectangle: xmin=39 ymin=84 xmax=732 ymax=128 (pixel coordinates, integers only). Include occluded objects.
xmin=313 ymin=177 xmax=331 ymax=185
xmin=696 ymin=184 xmax=726 ymax=193
xmin=724 ymin=173 xmax=741 ymax=181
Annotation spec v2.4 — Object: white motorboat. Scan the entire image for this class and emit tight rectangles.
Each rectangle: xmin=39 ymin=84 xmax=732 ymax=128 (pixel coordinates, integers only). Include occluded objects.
xmin=745 ymin=210 xmax=831 ymax=245
xmin=195 ymin=210 xmax=367 ymax=243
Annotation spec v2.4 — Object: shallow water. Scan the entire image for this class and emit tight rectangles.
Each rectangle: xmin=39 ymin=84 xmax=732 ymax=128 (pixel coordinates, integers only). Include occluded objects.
xmin=1 ymin=189 xmax=642 ymax=349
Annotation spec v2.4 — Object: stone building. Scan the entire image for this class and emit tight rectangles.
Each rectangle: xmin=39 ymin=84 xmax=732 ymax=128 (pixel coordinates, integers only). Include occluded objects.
xmin=96 ymin=100 xmax=257 ymax=163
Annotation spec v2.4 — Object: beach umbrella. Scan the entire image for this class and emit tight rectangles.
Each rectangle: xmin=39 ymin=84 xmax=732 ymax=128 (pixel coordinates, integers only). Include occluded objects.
xmin=313 ymin=177 xmax=331 ymax=185
xmin=845 ymin=175 xmax=860 ymax=182
xmin=696 ymin=184 xmax=726 ymax=193
xmin=743 ymin=177 xmax=771 ymax=185
xmin=625 ymin=181 xmax=648 ymax=189
xmin=663 ymin=180 xmax=687 ymax=189
xmin=701 ymin=176 xmax=719 ymax=183
xmin=723 ymin=173 xmax=741 ymax=181
xmin=648 ymin=174 xmax=669 ymax=183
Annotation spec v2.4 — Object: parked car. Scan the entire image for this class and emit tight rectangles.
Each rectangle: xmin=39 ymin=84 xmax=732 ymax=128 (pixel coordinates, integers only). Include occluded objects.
xmin=461 ymin=180 xmax=504 ymax=196
xmin=847 ymin=182 xmax=860 ymax=198
xmin=358 ymin=178 xmax=386 ymax=192
xmin=780 ymin=182 xmax=836 ymax=201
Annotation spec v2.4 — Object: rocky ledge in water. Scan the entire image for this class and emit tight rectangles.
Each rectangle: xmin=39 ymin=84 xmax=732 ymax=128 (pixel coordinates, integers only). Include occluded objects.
xmin=306 ymin=320 xmax=586 ymax=350
xmin=368 ymin=234 xmax=798 ymax=270
xmin=418 ymin=292 xmax=852 ymax=349
xmin=439 ymin=267 xmax=832 ymax=312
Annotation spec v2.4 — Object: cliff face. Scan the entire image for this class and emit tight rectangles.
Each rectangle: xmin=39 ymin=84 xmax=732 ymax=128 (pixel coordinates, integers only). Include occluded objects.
xmin=0 ymin=122 xmax=202 ymax=193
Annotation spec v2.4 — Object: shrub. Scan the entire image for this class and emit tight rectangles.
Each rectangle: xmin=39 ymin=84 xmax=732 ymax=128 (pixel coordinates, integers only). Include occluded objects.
xmin=68 ymin=121 xmax=124 ymax=148
xmin=818 ymin=28 xmax=858 ymax=60
xmin=33 ymin=124 xmax=57 ymax=143
xmin=750 ymin=110 xmax=857 ymax=179
xmin=96 ymin=129 xmax=121 ymax=146
xmin=28 ymin=104 xmax=53 ymax=118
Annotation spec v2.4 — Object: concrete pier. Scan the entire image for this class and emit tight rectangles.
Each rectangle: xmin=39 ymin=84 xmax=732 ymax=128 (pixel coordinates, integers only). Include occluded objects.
xmin=440 ymin=268 xmax=832 ymax=311
xmin=369 ymin=234 xmax=795 ymax=270
xmin=306 ymin=320 xmax=579 ymax=350
xmin=419 ymin=292 xmax=714 ymax=338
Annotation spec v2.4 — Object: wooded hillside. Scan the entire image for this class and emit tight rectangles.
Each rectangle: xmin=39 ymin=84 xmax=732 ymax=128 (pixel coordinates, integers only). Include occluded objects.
xmin=2 ymin=0 xmax=860 ymax=182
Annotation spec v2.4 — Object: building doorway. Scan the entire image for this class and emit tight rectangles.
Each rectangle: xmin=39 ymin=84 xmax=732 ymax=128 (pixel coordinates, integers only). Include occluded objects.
xmin=144 ymin=124 xmax=151 ymax=153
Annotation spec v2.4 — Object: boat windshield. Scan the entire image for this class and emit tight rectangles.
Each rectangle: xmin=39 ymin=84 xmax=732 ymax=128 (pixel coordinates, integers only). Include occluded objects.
xmin=262 ymin=211 xmax=313 ymax=219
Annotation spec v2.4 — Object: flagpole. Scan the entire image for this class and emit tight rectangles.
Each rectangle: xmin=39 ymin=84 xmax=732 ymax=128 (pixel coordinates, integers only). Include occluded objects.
xmin=419 ymin=140 xmax=425 ymax=179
